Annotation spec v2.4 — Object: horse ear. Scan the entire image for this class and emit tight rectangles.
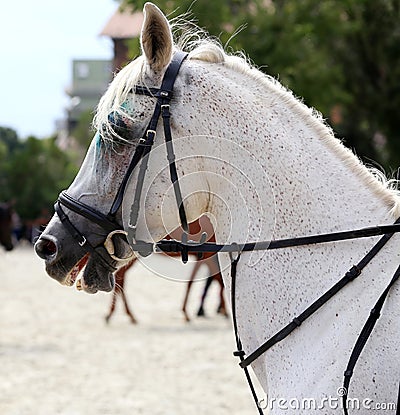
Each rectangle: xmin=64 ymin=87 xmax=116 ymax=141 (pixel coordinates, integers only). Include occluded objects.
xmin=141 ymin=3 xmax=173 ymax=72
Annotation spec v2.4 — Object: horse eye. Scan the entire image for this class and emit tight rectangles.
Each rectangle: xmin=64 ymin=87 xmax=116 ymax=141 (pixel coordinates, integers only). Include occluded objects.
xmin=97 ymin=112 xmax=134 ymax=145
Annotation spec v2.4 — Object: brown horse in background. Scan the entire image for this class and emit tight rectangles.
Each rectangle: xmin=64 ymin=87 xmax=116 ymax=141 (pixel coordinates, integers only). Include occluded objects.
xmin=105 ymin=216 xmax=228 ymax=323
xmin=0 ymin=203 xmax=14 ymax=251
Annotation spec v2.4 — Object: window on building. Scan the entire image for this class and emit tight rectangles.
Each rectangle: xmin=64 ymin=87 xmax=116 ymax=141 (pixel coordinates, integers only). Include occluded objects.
xmin=76 ymin=63 xmax=90 ymax=79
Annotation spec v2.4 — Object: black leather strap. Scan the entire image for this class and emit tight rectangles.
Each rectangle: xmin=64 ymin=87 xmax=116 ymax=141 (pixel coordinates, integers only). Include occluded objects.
xmin=55 ymin=202 xmax=116 ymax=272
xmin=126 ymin=52 xmax=189 ymax=241
xmin=108 ymin=142 xmax=147 ymax=218
xmin=110 ymin=51 xmax=188 ymax=220
xmin=227 ymin=220 xmax=400 ymax=415
xmin=342 ymin=264 xmax=400 ymax=415
xmin=134 ymin=86 xmax=162 ymax=97
xmin=239 ymin=220 xmax=399 ymax=369
xmin=59 ymin=191 xmax=118 ymax=232
xmin=155 ymin=220 xmax=400 ymax=255
xmin=162 ymin=103 xmax=189 ymax=233
xmin=230 ymin=253 xmax=264 ymax=414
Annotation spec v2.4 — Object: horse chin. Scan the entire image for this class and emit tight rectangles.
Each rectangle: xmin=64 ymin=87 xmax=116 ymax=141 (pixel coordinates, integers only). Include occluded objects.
xmin=79 ymin=255 xmax=115 ymax=294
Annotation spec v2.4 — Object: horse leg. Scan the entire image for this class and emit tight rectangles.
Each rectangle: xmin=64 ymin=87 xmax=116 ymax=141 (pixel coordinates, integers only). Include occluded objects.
xmin=197 ymin=276 xmax=213 ymax=317
xmin=120 ymin=288 xmax=137 ymax=324
xmin=105 ymin=289 xmax=117 ymax=324
xmin=118 ymin=262 xmax=137 ymax=324
xmin=203 ymin=254 xmax=228 ymax=317
xmin=105 ymin=261 xmax=137 ymax=324
xmin=182 ymin=260 xmax=202 ymax=322
xmin=215 ymin=274 xmax=228 ymax=317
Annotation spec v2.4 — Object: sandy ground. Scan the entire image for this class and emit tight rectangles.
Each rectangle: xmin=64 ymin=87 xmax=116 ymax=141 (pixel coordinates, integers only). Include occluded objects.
xmin=0 ymin=244 xmax=260 ymax=415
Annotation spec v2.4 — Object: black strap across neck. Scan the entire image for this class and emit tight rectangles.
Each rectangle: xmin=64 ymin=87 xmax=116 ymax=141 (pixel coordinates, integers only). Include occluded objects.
xmin=149 ymin=220 xmax=400 ymax=256
xmin=237 ymin=220 xmax=399 ymax=369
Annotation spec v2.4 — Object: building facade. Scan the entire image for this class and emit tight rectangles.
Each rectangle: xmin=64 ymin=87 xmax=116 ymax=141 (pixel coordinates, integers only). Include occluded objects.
xmin=66 ymin=59 xmax=112 ymax=134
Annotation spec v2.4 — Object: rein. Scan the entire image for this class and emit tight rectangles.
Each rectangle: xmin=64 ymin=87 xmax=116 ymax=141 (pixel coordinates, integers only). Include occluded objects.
xmin=228 ymin=220 xmax=400 ymax=415
xmin=54 ymin=51 xmax=400 ymax=414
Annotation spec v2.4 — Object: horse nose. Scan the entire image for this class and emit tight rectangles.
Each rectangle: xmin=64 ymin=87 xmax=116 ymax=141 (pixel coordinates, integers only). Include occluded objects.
xmin=34 ymin=236 xmax=59 ymax=264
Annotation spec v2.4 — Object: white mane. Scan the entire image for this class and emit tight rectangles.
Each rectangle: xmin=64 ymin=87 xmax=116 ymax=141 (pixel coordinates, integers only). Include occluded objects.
xmin=94 ymin=29 xmax=400 ymax=218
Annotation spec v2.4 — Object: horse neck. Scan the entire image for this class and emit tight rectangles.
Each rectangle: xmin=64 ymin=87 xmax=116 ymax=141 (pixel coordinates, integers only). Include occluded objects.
xmin=182 ymin=62 xmax=399 ymax=236
xmin=181 ymin=62 xmax=400 ymax=401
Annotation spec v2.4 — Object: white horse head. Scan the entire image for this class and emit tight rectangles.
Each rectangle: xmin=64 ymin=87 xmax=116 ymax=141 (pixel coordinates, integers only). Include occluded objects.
xmin=35 ymin=3 xmax=400 ymax=411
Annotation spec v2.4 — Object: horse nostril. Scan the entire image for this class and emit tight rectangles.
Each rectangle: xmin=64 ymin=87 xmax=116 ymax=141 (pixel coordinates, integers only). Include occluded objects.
xmin=35 ymin=238 xmax=58 ymax=261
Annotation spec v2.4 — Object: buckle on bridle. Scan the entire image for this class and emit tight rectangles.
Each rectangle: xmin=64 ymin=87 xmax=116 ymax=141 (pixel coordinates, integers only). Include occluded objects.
xmin=78 ymin=236 xmax=87 ymax=247
xmin=146 ymin=129 xmax=157 ymax=138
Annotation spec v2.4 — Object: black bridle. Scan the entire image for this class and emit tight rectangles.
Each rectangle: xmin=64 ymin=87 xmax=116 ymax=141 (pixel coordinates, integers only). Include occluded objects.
xmin=55 ymin=51 xmax=190 ymax=269
xmin=54 ymin=50 xmax=400 ymax=415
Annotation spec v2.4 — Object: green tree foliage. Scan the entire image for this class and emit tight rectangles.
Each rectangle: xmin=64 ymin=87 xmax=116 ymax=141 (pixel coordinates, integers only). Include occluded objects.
xmin=334 ymin=0 xmax=400 ymax=170
xmin=126 ymin=0 xmax=254 ymax=45
xmin=242 ymin=0 xmax=400 ymax=170
xmin=0 ymin=127 xmax=23 ymax=154
xmin=126 ymin=0 xmax=400 ymax=171
xmin=0 ymin=127 xmax=77 ymax=221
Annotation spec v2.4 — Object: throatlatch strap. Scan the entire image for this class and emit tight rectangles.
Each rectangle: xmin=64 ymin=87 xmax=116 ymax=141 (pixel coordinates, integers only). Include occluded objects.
xmin=159 ymin=51 xmax=189 ymax=233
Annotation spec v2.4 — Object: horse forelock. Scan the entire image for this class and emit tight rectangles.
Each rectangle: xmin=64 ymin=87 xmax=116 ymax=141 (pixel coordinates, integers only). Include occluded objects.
xmin=93 ymin=57 xmax=146 ymax=147
xmin=93 ymin=24 xmax=400 ymax=217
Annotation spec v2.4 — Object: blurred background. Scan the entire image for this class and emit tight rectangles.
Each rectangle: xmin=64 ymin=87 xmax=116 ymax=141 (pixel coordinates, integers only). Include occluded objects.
xmin=1 ymin=0 xmax=399 ymax=237
xmin=1 ymin=1 xmax=399 ymax=414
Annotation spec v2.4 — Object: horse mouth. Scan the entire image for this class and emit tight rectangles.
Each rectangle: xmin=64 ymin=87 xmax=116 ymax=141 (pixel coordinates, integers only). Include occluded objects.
xmin=54 ymin=253 xmax=115 ymax=294
xmin=65 ymin=253 xmax=89 ymax=287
